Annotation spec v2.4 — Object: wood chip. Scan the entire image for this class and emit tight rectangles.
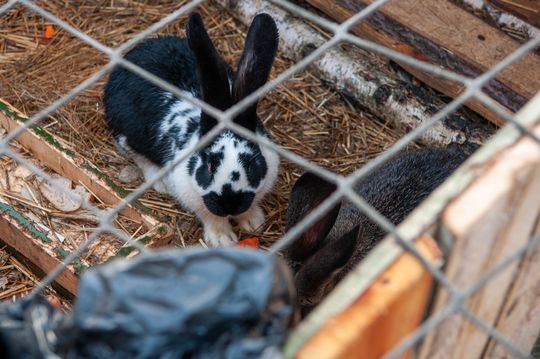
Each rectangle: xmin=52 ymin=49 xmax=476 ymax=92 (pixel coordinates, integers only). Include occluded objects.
xmin=39 ymin=175 xmax=90 ymax=212
xmin=13 ymin=165 xmax=34 ymax=180
xmin=0 ymin=277 xmax=8 ymax=290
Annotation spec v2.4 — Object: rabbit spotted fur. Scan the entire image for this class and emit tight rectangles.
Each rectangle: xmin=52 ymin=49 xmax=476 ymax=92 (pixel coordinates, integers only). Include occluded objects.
xmin=104 ymin=13 xmax=279 ymax=246
xmin=284 ymin=146 xmax=469 ymax=315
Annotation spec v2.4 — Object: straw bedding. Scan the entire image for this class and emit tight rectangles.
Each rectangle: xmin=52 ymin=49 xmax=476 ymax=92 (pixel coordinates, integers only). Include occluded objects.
xmin=0 ymin=0 xmax=422 ymax=295
xmin=0 ymin=245 xmax=65 ymax=308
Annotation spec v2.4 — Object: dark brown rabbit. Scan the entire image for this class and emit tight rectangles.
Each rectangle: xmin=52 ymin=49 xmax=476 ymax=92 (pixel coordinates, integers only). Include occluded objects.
xmin=284 ymin=146 xmax=470 ymax=315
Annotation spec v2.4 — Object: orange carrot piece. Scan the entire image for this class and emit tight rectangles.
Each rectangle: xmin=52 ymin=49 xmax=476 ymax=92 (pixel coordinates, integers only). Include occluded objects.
xmin=236 ymin=237 xmax=260 ymax=248
xmin=44 ymin=24 xmax=55 ymax=40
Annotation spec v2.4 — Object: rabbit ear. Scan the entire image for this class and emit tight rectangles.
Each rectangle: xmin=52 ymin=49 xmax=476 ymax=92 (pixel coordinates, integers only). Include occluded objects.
xmin=295 ymin=227 xmax=359 ymax=313
xmin=231 ymin=13 xmax=278 ymax=132
xmin=285 ymin=172 xmax=340 ymax=263
xmin=186 ymin=12 xmax=232 ymax=136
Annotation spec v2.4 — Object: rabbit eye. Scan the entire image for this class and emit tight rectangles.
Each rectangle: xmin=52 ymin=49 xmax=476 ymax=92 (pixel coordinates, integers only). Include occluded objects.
xmin=206 ymin=152 xmax=223 ymax=174
xmin=207 ymin=157 xmax=219 ymax=173
xmin=248 ymin=153 xmax=261 ymax=167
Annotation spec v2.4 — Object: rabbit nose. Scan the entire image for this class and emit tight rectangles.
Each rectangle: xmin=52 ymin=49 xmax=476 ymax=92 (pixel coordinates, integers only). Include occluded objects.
xmin=203 ymin=185 xmax=255 ymax=216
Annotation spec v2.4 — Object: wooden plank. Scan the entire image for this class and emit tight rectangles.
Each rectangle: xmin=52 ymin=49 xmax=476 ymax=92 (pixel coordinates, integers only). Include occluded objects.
xmin=0 ymin=204 xmax=79 ymax=294
xmin=482 ymin=214 xmax=540 ymax=358
xmin=488 ymin=0 xmax=540 ymax=27
xmin=294 ymin=235 xmax=441 ymax=359
xmin=344 ymin=0 xmax=540 ymax=100
xmin=0 ymin=100 xmax=163 ymax=231
xmin=419 ymin=117 xmax=540 ymax=359
xmin=0 ymin=203 xmax=172 ymax=296
xmin=305 ymin=0 xmax=540 ymax=125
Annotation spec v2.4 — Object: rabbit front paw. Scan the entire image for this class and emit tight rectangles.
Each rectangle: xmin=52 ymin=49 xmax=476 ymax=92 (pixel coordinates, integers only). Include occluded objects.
xmin=236 ymin=205 xmax=265 ymax=232
xmin=203 ymin=223 xmax=237 ymax=247
xmin=136 ymin=157 xmax=169 ymax=194
xmin=152 ymin=180 xmax=169 ymax=194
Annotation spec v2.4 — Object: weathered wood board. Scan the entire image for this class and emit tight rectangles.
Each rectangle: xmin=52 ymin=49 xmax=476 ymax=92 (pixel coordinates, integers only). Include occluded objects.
xmin=0 ymin=203 xmax=80 ymax=294
xmin=0 ymin=100 xmax=161 ymax=229
xmin=482 ymin=214 xmax=540 ymax=357
xmin=293 ymin=235 xmax=442 ymax=359
xmin=419 ymin=107 xmax=540 ymax=358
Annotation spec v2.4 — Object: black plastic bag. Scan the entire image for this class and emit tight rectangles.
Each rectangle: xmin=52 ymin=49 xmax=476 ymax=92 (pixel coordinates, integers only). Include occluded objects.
xmin=0 ymin=294 xmax=63 ymax=359
xmin=0 ymin=248 xmax=297 ymax=359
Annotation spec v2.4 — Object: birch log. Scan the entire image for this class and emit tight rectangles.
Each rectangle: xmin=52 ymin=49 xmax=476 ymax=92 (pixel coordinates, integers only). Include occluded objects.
xmin=463 ymin=0 xmax=540 ymax=39
xmin=214 ymin=0 xmax=493 ymax=146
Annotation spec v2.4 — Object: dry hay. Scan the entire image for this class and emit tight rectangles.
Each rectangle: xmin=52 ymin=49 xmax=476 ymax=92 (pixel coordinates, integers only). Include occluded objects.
xmin=0 ymin=0 xmax=412 ymax=254
xmin=0 ymin=245 xmax=66 ymax=309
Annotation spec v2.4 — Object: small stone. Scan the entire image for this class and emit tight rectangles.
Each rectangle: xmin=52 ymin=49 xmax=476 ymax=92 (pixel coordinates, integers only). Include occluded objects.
xmin=118 ymin=165 xmax=141 ymax=184
xmin=7 ymin=175 xmax=26 ymax=194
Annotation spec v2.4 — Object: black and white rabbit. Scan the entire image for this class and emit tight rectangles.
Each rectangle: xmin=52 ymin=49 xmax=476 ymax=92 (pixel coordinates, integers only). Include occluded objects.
xmin=104 ymin=13 xmax=280 ymax=247
xmin=284 ymin=146 xmax=469 ymax=315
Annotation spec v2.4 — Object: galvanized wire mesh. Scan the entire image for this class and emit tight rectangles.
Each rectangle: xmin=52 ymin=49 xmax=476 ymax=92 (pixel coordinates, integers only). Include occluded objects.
xmin=1 ymin=0 xmax=540 ymax=358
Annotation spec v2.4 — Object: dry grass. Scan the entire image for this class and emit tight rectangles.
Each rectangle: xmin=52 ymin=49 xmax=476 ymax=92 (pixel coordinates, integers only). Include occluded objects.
xmin=0 ymin=246 xmax=66 ymax=309
xmin=0 ymin=0 xmax=413 ymax=295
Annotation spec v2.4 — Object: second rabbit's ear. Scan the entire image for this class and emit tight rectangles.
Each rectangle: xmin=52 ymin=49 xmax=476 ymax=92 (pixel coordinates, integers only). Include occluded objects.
xmin=294 ymin=226 xmax=359 ymax=316
xmin=285 ymin=172 xmax=340 ymax=263
xmin=231 ymin=13 xmax=278 ymax=132
xmin=186 ymin=12 xmax=232 ymax=135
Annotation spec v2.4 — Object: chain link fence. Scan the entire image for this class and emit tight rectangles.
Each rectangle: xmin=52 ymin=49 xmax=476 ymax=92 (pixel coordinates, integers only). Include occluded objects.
xmin=1 ymin=0 xmax=540 ymax=357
